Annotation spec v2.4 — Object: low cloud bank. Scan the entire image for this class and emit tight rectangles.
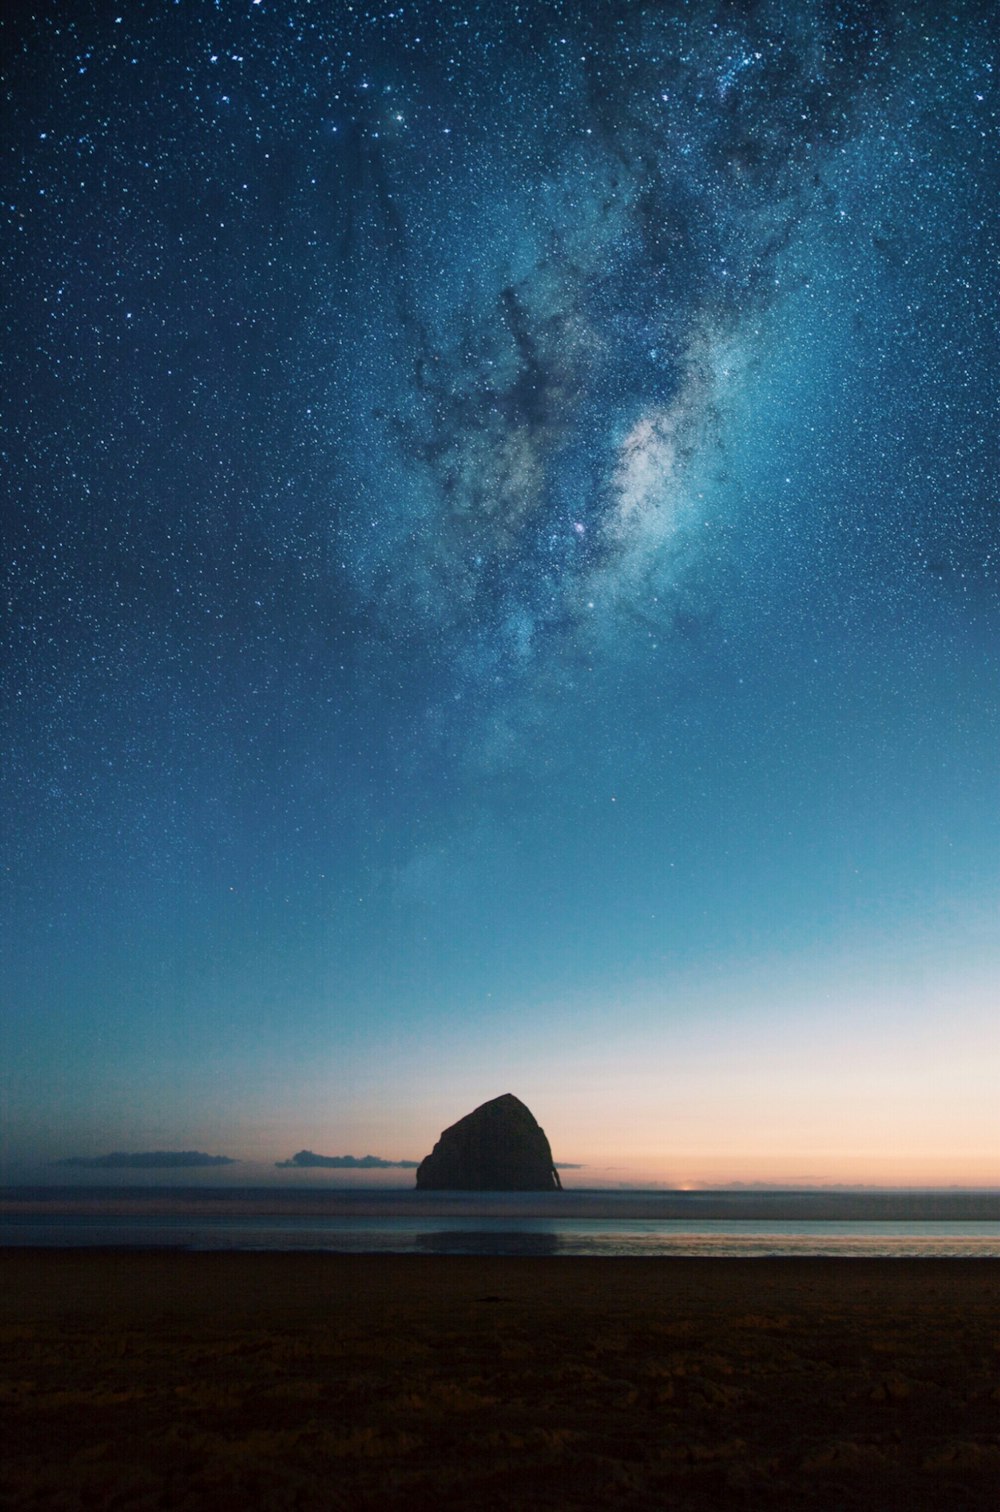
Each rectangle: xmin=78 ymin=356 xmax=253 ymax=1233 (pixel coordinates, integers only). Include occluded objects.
xmin=275 ymin=1150 xmax=419 ymax=1170
xmin=54 ymin=1151 xmax=237 ymax=1169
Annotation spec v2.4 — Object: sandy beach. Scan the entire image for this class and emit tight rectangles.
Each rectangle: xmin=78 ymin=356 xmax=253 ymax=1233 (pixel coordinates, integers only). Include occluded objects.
xmin=2 ymin=1250 xmax=998 ymax=1508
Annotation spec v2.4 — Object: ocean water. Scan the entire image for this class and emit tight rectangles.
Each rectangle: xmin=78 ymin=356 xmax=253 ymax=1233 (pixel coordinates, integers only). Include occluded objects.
xmin=3 ymin=1187 xmax=999 ymax=1257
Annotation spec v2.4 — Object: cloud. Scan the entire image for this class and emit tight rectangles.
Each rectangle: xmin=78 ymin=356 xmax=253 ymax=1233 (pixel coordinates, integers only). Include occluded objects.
xmin=555 ymin=1163 xmax=584 ymax=1169
xmin=53 ymin=1151 xmax=237 ymax=1169
xmin=275 ymin=1150 xmax=419 ymax=1170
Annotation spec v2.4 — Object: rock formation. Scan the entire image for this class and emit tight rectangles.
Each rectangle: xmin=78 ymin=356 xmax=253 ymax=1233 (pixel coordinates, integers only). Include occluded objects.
xmin=415 ymin=1093 xmax=562 ymax=1191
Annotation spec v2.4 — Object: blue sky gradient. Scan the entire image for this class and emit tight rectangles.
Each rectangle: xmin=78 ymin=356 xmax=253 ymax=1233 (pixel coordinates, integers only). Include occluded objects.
xmin=3 ymin=0 xmax=997 ymax=1186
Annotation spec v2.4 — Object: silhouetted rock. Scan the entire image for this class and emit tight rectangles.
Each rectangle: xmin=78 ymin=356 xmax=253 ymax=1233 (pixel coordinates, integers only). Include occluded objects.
xmin=415 ymin=1094 xmax=562 ymax=1191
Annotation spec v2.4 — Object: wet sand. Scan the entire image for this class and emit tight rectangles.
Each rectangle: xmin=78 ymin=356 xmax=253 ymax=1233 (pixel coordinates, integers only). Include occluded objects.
xmin=2 ymin=1250 xmax=998 ymax=1508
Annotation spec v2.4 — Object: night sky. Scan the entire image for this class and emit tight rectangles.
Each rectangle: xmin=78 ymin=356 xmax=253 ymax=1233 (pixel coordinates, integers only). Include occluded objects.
xmin=3 ymin=0 xmax=997 ymax=1187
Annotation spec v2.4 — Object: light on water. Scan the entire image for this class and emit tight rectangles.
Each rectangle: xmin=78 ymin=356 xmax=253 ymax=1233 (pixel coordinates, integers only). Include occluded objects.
xmin=3 ymin=1189 xmax=999 ymax=1257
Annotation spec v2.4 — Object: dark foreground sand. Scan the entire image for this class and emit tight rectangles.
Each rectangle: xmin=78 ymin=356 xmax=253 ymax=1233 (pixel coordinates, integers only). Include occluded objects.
xmin=2 ymin=1252 xmax=998 ymax=1510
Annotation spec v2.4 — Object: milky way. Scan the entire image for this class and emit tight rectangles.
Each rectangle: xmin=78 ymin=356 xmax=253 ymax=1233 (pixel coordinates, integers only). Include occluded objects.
xmin=2 ymin=2 xmax=997 ymax=1179
xmin=328 ymin=3 xmax=891 ymax=724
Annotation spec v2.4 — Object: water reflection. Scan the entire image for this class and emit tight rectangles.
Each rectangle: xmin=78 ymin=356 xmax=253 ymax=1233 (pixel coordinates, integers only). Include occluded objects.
xmin=416 ymin=1228 xmax=561 ymax=1256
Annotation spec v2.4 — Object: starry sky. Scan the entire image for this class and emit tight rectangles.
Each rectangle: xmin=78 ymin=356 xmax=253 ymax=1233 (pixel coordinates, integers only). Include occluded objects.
xmin=3 ymin=0 xmax=998 ymax=1188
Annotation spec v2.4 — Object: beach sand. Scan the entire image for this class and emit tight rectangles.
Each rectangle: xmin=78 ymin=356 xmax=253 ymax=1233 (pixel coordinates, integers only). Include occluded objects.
xmin=2 ymin=1251 xmax=998 ymax=1509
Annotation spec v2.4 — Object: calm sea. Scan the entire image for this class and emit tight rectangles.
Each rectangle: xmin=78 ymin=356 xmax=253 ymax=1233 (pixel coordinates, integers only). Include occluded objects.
xmin=2 ymin=1187 xmax=999 ymax=1257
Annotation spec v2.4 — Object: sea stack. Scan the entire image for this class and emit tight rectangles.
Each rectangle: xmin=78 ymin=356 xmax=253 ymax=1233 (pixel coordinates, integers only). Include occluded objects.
xmin=415 ymin=1093 xmax=562 ymax=1191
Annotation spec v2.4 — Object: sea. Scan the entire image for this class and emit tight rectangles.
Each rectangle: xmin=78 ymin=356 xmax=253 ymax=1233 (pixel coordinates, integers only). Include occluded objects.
xmin=2 ymin=1187 xmax=999 ymax=1257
